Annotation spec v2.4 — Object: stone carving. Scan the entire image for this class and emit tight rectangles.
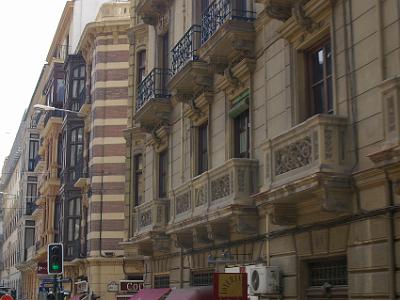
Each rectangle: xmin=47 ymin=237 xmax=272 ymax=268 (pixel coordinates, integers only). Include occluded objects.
xmin=387 ymin=95 xmax=396 ymax=132
xmin=139 ymin=209 xmax=152 ymax=228
xmin=176 ymin=192 xmax=190 ymax=214
xmin=194 ymin=185 xmax=207 ymax=207
xmin=275 ymin=136 xmax=312 ymax=175
xmin=156 ymin=13 xmax=169 ymax=36
xmin=324 ymin=127 xmax=333 ymax=160
xmin=237 ymin=168 xmax=246 ymax=192
xmin=313 ymin=130 xmax=319 ymax=161
xmin=211 ymin=174 xmax=231 ymax=201
xmin=156 ymin=206 xmax=162 ymax=223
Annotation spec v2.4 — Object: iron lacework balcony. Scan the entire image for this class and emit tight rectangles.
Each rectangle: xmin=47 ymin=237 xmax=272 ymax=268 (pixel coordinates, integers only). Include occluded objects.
xmin=171 ymin=25 xmax=202 ymax=76
xmin=135 ymin=68 xmax=171 ymax=127
xmin=201 ymin=0 xmax=255 ymax=45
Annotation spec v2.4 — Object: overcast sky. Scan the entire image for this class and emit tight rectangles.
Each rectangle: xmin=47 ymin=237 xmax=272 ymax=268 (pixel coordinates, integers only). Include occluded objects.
xmin=0 ymin=1 xmax=67 ymax=172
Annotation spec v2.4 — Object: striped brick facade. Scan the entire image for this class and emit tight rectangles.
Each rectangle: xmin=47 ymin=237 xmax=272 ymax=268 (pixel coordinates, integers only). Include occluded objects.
xmin=85 ymin=31 xmax=129 ymax=256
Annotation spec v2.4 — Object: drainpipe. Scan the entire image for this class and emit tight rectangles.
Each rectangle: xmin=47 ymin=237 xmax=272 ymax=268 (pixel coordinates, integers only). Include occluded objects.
xmin=384 ymin=172 xmax=396 ymax=300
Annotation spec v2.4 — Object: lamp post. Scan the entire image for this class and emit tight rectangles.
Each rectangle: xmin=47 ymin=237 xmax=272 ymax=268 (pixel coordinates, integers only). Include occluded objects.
xmin=33 ymin=104 xmax=87 ymax=117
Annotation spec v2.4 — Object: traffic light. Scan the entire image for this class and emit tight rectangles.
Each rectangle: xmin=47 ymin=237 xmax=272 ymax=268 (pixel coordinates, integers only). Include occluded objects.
xmin=47 ymin=243 xmax=64 ymax=275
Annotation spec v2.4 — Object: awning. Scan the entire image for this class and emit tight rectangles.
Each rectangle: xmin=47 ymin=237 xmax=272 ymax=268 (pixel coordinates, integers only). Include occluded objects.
xmin=128 ymin=288 xmax=171 ymax=300
xmin=165 ymin=287 xmax=213 ymax=300
xmin=69 ymin=295 xmax=87 ymax=300
xmin=69 ymin=297 xmax=81 ymax=300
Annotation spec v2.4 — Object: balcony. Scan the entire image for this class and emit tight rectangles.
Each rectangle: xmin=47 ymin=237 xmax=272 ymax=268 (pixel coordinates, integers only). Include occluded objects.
xmin=136 ymin=0 xmax=169 ymax=25
xmin=198 ymin=0 xmax=255 ymax=63
xmin=33 ymin=155 xmax=44 ymax=172
xmin=135 ymin=68 xmax=171 ymax=128
xmin=25 ymin=201 xmax=37 ymax=215
xmin=256 ymin=114 xmax=353 ymax=218
xmin=52 ymin=44 xmax=70 ymax=61
xmin=130 ymin=199 xmax=170 ymax=255
xmin=169 ymin=25 xmax=212 ymax=104
xmin=167 ymin=158 xmax=259 ymax=247
xmin=43 ymin=109 xmax=64 ymax=130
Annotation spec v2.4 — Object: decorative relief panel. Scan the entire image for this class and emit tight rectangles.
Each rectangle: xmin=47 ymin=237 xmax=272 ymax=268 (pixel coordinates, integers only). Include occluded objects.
xmin=313 ymin=131 xmax=319 ymax=161
xmin=139 ymin=209 xmax=152 ymax=228
xmin=176 ymin=192 xmax=190 ymax=215
xmin=387 ymin=95 xmax=396 ymax=133
xmin=211 ymin=174 xmax=231 ymax=201
xmin=274 ymin=136 xmax=313 ymax=176
xmin=238 ymin=168 xmax=246 ymax=192
xmin=194 ymin=184 xmax=207 ymax=207
xmin=324 ymin=127 xmax=333 ymax=160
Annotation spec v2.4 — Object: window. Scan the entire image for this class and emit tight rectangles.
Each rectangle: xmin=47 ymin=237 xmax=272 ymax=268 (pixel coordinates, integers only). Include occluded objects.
xmin=307 ymin=39 xmax=332 ymax=116
xmin=26 ymin=177 xmax=38 ymax=215
xmin=54 ymin=196 xmax=62 ymax=243
xmin=67 ymin=197 xmax=81 ymax=242
xmin=56 ymin=79 xmax=65 ymax=103
xmin=28 ymin=134 xmax=39 ymax=171
xmin=197 ymin=123 xmax=208 ymax=175
xmin=70 ymin=65 xmax=85 ymax=111
xmin=134 ymin=154 xmax=144 ymax=206
xmin=70 ymin=127 xmax=84 ymax=181
xmin=234 ymin=110 xmax=249 ymax=158
xmin=305 ymin=257 xmax=348 ymax=300
xmin=154 ymin=275 xmax=169 ymax=288
xmin=308 ymin=258 xmax=347 ymax=287
xmin=137 ymin=51 xmax=146 ymax=84
xmin=158 ymin=151 xmax=168 ymax=198
xmin=191 ymin=270 xmax=213 ymax=286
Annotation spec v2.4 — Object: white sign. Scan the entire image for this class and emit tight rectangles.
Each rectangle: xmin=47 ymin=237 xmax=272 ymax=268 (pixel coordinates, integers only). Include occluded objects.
xmin=107 ymin=281 xmax=119 ymax=292
xmin=119 ymin=280 xmax=144 ymax=293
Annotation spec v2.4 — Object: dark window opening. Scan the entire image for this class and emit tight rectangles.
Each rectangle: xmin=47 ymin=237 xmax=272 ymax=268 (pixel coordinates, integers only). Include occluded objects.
xmin=158 ymin=151 xmax=168 ymax=198
xmin=307 ymin=39 xmax=332 ymax=116
xmin=154 ymin=275 xmax=169 ymax=288
xmin=134 ymin=154 xmax=144 ymax=206
xmin=198 ymin=123 xmax=208 ymax=175
xmin=234 ymin=110 xmax=249 ymax=158
xmin=308 ymin=257 xmax=347 ymax=287
xmin=191 ymin=270 xmax=213 ymax=287
xmin=137 ymin=51 xmax=146 ymax=84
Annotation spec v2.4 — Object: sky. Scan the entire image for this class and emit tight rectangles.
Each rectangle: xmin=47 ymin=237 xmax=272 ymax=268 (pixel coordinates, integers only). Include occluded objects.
xmin=0 ymin=1 xmax=67 ymax=172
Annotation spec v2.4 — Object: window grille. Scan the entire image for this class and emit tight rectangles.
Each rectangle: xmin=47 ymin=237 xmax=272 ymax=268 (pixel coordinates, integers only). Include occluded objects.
xmin=191 ymin=270 xmax=213 ymax=287
xmin=309 ymin=258 xmax=347 ymax=287
xmin=154 ymin=275 xmax=169 ymax=288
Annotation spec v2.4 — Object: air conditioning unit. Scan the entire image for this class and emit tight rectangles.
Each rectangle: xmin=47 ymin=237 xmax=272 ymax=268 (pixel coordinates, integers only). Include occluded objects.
xmin=248 ymin=265 xmax=280 ymax=295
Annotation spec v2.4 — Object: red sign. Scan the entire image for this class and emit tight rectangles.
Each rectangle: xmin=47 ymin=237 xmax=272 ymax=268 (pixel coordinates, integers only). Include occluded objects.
xmin=37 ymin=262 xmax=48 ymax=275
xmin=119 ymin=280 xmax=144 ymax=293
xmin=1 ymin=295 xmax=14 ymax=300
xmin=213 ymin=273 xmax=248 ymax=300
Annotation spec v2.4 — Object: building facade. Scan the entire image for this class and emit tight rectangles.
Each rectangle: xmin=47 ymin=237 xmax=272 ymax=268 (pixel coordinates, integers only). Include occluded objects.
xmin=16 ymin=1 xmax=132 ymax=300
xmin=122 ymin=0 xmax=400 ymax=299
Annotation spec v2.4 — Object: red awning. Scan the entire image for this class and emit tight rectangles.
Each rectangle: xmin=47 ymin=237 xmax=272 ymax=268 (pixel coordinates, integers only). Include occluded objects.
xmin=165 ymin=287 xmax=213 ymax=300
xmin=69 ymin=297 xmax=81 ymax=300
xmin=128 ymin=288 xmax=171 ymax=300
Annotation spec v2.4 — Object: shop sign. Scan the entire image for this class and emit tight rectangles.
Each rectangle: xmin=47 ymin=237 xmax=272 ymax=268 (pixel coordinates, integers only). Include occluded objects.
xmin=213 ymin=273 xmax=248 ymax=300
xmin=75 ymin=281 xmax=88 ymax=293
xmin=107 ymin=281 xmax=119 ymax=292
xmin=37 ymin=262 xmax=48 ymax=275
xmin=119 ymin=280 xmax=144 ymax=293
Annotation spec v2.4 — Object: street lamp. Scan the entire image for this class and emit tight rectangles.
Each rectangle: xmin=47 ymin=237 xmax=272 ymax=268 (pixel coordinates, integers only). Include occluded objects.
xmin=33 ymin=104 xmax=87 ymax=117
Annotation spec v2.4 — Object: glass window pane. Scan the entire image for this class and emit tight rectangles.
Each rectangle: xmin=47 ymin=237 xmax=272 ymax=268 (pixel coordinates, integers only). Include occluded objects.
xmin=70 ymin=145 xmax=76 ymax=166
xmin=74 ymin=221 xmax=80 ymax=240
xmin=325 ymin=42 xmax=332 ymax=76
xmin=72 ymin=80 xmax=78 ymax=98
xmin=312 ymin=49 xmax=324 ymax=83
xmin=78 ymin=127 xmax=83 ymax=142
xmin=73 ymin=68 xmax=79 ymax=77
xmin=313 ymin=83 xmax=324 ymax=114
xmin=68 ymin=219 xmax=73 ymax=241
xmin=76 ymin=198 xmax=81 ymax=216
xmin=68 ymin=200 xmax=74 ymax=216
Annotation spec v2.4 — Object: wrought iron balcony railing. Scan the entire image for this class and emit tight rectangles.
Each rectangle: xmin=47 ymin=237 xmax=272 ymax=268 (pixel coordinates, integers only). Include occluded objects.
xmin=136 ymin=68 xmax=170 ymax=111
xmin=171 ymin=25 xmax=202 ymax=76
xmin=43 ymin=109 xmax=64 ymax=128
xmin=201 ymin=0 xmax=255 ymax=45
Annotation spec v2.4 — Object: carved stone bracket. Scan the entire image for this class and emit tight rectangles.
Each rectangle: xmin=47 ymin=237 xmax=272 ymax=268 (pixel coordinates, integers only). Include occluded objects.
xmin=313 ymin=176 xmax=353 ymax=213
xmin=171 ymin=232 xmax=193 ymax=249
xmin=193 ymin=227 xmax=211 ymax=244
xmin=232 ymin=215 xmax=258 ymax=235
xmin=268 ymin=203 xmax=297 ymax=225
xmin=207 ymin=223 xmax=230 ymax=242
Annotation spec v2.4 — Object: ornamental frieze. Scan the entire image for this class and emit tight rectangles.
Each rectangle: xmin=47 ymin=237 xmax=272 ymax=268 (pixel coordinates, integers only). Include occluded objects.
xmin=275 ymin=135 xmax=313 ymax=175
xmin=139 ymin=209 xmax=152 ymax=228
xmin=211 ymin=174 xmax=231 ymax=201
xmin=176 ymin=192 xmax=190 ymax=215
